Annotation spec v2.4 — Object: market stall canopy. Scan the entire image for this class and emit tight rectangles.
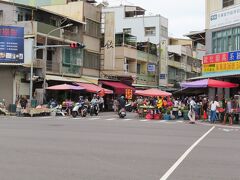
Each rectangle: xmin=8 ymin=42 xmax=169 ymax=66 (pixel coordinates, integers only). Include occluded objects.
xmin=46 ymin=84 xmax=85 ymax=90
xmin=76 ymin=83 xmax=113 ymax=94
xmin=100 ymin=81 xmax=135 ymax=94
xmin=135 ymin=88 xmax=172 ymax=97
xmin=181 ymin=79 xmax=239 ymax=88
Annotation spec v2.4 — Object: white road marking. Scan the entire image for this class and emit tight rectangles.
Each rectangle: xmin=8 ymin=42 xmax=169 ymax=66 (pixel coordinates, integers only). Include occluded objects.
xmin=72 ymin=117 xmax=82 ymax=120
xmin=159 ymin=126 xmax=215 ymax=180
xmin=88 ymin=117 xmax=100 ymax=120
xmin=139 ymin=119 xmax=149 ymax=122
xmin=40 ymin=116 xmax=52 ymax=119
xmin=177 ymin=120 xmax=184 ymax=123
xmin=122 ymin=119 xmax=133 ymax=121
xmin=106 ymin=118 xmax=116 ymax=121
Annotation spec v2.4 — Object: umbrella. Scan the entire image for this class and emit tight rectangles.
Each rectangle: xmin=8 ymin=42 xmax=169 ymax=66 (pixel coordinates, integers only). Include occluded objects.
xmin=76 ymin=83 xmax=113 ymax=94
xmin=180 ymin=79 xmax=239 ymax=88
xmin=135 ymin=88 xmax=172 ymax=97
xmin=46 ymin=83 xmax=85 ymax=90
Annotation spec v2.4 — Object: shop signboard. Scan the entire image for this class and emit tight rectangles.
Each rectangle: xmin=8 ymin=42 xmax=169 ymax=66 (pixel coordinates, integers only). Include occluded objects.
xmin=203 ymin=53 xmax=228 ymax=64
xmin=125 ymin=88 xmax=133 ymax=100
xmin=228 ymin=50 xmax=240 ymax=61
xmin=203 ymin=61 xmax=240 ymax=73
xmin=159 ymin=73 xmax=166 ymax=79
xmin=0 ymin=26 xmax=24 ymax=63
xmin=147 ymin=64 xmax=155 ymax=72
xmin=210 ymin=4 xmax=240 ymax=29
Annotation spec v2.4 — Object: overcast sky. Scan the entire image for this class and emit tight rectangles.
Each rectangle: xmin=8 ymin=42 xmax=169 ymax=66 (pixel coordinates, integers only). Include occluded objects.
xmin=97 ymin=0 xmax=205 ymax=38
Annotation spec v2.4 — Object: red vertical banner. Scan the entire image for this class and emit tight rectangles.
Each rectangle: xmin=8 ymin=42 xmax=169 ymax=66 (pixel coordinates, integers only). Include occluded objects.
xmin=98 ymin=89 xmax=105 ymax=97
xmin=125 ymin=89 xmax=133 ymax=100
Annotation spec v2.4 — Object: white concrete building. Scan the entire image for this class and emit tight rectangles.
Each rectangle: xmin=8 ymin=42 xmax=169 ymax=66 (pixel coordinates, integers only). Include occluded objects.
xmin=101 ymin=5 xmax=169 ymax=86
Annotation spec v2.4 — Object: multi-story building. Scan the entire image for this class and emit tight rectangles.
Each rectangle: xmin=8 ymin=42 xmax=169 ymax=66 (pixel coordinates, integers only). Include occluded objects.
xmin=0 ymin=1 xmax=87 ymax=106
xmin=205 ymin=0 xmax=240 ymax=98
xmin=42 ymin=0 xmax=101 ymax=82
xmin=100 ymin=5 xmax=168 ymax=87
xmin=167 ymin=38 xmax=202 ymax=86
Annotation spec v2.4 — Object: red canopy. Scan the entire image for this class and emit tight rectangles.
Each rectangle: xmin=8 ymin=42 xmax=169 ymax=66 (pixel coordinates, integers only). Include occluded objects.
xmin=46 ymin=84 xmax=85 ymax=90
xmin=100 ymin=81 xmax=135 ymax=94
xmin=208 ymin=79 xmax=239 ymax=88
xmin=135 ymin=88 xmax=172 ymax=97
xmin=181 ymin=79 xmax=239 ymax=88
xmin=76 ymin=83 xmax=113 ymax=94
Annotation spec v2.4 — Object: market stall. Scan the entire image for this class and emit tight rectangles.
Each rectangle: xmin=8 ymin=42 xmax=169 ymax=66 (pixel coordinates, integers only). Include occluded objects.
xmin=135 ymin=88 xmax=172 ymax=97
xmin=180 ymin=79 xmax=239 ymax=88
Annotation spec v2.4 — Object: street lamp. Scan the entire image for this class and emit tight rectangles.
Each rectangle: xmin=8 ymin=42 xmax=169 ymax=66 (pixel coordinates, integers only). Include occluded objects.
xmin=29 ymin=23 xmax=73 ymax=104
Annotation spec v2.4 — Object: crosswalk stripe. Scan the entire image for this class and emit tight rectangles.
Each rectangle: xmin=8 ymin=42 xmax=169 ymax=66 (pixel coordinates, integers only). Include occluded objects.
xmin=140 ymin=119 xmax=149 ymax=122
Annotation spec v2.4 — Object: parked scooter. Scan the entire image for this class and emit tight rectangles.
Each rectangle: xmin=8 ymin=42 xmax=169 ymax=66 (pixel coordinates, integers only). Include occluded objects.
xmin=89 ymin=103 xmax=99 ymax=116
xmin=51 ymin=105 xmax=65 ymax=116
xmin=72 ymin=102 xmax=88 ymax=118
xmin=118 ymin=108 xmax=126 ymax=118
xmin=125 ymin=102 xmax=137 ymax=112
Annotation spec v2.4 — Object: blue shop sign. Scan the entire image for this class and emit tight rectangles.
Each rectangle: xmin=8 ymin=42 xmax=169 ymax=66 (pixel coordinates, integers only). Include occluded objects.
xmin=0 ymin=26 xmax=24 ymax=63
xmin=159 ymin=74 xmax=166 ymax=79
xmin=228 ymin=50 xmax=240 ymax=61
xmin=147 ymin=64 xmax=155 ymax=72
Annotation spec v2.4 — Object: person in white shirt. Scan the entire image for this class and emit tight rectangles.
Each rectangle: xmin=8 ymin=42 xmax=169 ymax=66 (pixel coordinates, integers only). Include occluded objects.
xmin=188 ymin=97 xmax=196 ymax=123
xmin=210 ymin=98 xmax=220 ymax=123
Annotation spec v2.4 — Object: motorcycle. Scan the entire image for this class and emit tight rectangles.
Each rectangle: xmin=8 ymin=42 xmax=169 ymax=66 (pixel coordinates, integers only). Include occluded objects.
xmin=125 ymin=102 xmax=137 ymax=112
xmin=50 ymin=105 xmax=65 ymax=116
xmin=72 ymin=102 xmax=88 ymax=118
xmin=89 ymin=103 xmax=99 ymax=116
xmin=118 ymin=108 xmax=126 ymax=118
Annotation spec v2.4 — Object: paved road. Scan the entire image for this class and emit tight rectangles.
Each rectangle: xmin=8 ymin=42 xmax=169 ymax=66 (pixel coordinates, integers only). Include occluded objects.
xmin=0 ymin=113 xmax=239 ymax=180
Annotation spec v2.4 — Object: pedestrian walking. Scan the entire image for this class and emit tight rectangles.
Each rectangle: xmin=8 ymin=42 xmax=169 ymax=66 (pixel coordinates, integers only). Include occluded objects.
xmin=222 ymin=98 xmax=233 ymax=125
xmin=209 ymin=98 xmax=220 ymax=124
xmin=188 ymin=97 xmax=196 ymax=124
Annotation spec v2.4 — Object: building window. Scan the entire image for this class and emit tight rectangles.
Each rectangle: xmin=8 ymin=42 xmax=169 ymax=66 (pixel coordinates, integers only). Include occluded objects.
xmin=137 ymin=64 xmax=141 ymax=74
xmin=25 ymin=13 xmax=32 ymax=21
xmin=145 ymin=27 xmax=156 ymax=36
xmin=123 ymin=28 xmax=131 ymax=34
xmin=83 ymin=51 xmax=100 ymax=69
xmin=223 ymin=0 xmax=234 ymax=8
xmin=212 ymin=26 xmax=240 ymax=53
xmin=86 ymin=19 xmax=101 ymax=38
xmin=161 ymin=26 xmax=168 ymax=37
xmin=0 ymin=10 xmax=3 ymax=25
xmin=18 ymin=13 xmax=24 ymax=21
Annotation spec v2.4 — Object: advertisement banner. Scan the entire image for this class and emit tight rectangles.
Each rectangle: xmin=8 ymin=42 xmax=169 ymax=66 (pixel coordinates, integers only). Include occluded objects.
xmin=203 ymin=61 xmax=240 ymax=73
xmin=210 ymin=4 xmax=240 ymax=29
xmin=125 ymin=89 xmax=133 ymax=100
xmin=203 ymin=53 xmax=228 ymax=64
xmin=228 ymin=50 xmax=240 ymax=61
xmin=0 ymin=26 xmax=24 ymax=63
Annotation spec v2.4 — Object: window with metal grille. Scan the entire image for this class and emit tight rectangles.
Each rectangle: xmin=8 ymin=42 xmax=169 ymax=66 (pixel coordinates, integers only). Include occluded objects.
xmin=144 ymin=27 xmax=156 ymax=36
xmin=212 ymin=26 xmax=240 ymax=53
xmin=223 ymin=0 xmax=234 ymax=8
xmin=85 ymin=19 xmax=101 ymax=38
xmin=161 ymin=26 xmax=168 ymax=37
xmin=123 ymin=28 xmax=131 ymax=34
xmin=83 ymin=51 xmax=100 ymax=69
